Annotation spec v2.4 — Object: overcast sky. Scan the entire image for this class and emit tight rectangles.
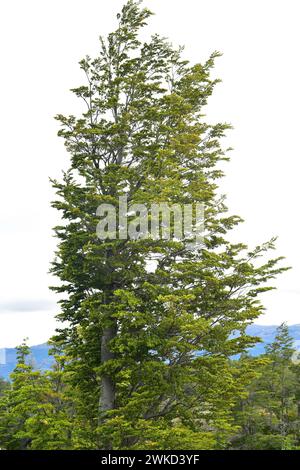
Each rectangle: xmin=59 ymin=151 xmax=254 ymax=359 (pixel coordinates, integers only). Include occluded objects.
xmin=0 ymin=0 xmax=299 ymax=347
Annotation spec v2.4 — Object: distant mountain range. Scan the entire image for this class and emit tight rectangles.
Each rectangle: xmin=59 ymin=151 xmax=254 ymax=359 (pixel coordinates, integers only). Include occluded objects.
xmin=0 ymin=343 xmax=52 ymax=381
xmin=1 ymin=324 xmax=300 ymax=380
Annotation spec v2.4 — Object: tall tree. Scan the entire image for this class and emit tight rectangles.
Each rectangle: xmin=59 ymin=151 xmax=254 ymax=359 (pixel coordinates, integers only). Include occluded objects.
xmin=51 ymin=0 xmax=287 ymax=449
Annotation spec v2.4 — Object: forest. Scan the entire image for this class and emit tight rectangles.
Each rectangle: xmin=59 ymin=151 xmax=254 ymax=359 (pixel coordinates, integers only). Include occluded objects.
xmin=1 ymin=324 xmax=300 ymax=450
xmin=0 ymin=0 xmax=295 ymax=451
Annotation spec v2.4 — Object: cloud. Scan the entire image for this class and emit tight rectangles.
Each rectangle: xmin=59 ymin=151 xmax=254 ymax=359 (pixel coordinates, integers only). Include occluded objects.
xmin=0 ymin=299 xmax=57 ymax=313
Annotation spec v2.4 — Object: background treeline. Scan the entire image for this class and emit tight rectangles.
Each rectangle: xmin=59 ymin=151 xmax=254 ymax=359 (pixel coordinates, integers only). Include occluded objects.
xmin=1 ymin=323 xmax=300 ymax=450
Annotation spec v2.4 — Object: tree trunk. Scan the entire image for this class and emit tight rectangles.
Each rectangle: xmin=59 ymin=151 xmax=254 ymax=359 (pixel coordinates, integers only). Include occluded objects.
xmin=99 ymin=323 xmax=116 ymax=416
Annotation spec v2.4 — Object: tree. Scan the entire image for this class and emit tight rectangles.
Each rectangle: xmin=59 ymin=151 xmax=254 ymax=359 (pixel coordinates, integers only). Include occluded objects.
xmin=23 ymin=345 xmax=76 ymax=450
xmin=0 ymin=340 xmax=41 ymax=449
xmin=51 ymin=0 xmax=287 ymax=449
xmin=0 ymin=341 xmax=75 ymax=450
xmin=231 ymin=324 xmax=300 ymax=450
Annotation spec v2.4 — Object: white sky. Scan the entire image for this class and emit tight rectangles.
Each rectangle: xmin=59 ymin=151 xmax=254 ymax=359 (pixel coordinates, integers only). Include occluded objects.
xmin=0 ymin=0 xmax=299 ymax=347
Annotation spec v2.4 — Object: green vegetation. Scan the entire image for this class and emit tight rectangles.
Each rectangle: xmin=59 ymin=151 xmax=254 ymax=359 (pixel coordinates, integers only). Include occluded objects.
xmin=1 ymin=325 xmax=300 ymax=449
xmin=0 ymin=1 xmax=291 ymax=450
xmin=231 ymin=324 xmax=300 ymax=450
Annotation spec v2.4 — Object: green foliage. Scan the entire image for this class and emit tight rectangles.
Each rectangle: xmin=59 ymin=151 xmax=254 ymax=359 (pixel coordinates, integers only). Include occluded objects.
xmin=0 ymin=377 xmax=10 ymax=397
xmin=0 ymin=1 xmax=289 ymax=450
xmin=0 ymin=341 xmax=74 ymax=450
xmin=49 ymin=0 xmax=287 ymax=449
xmin=2 ymin=326 xmax=300 ymax=450
xmin=231 ymin=324 xmax=300 ymax=450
